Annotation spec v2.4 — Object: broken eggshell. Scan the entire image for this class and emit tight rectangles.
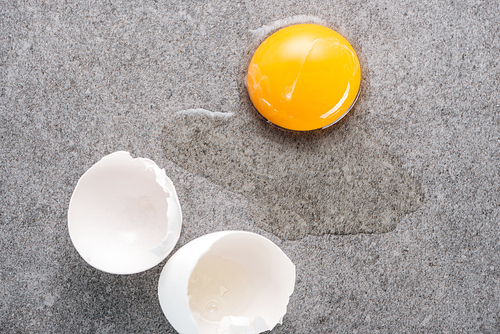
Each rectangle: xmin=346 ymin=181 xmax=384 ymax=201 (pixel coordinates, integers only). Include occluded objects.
xmin=68 ymin=151 xmax=182 ymax=275
xmin=158 ymin=231 xmax=296 ymax=334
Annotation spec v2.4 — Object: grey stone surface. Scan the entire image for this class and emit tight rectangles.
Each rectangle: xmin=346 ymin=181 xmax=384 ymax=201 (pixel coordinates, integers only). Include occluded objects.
xmin=162 ymin=109 xmax=423 ymax=239
xmin=0 ymin=0 xmax=498 ymax=333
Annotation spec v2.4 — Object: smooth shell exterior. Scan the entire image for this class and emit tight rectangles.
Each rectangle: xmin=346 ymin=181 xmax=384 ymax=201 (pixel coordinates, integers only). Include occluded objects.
xmin=158 ymin=231 xmax=296 ymax=334
xmin=247 ymin=23 xmax=361 ymax=131
xmin=68 ymin=151 xmax=182 ymax=274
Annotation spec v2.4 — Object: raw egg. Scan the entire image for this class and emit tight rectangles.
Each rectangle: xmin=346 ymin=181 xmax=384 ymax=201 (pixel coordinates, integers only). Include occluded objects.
xmin=247 ymin=23 xmax=361 ymax=131
xmin=158 ymin=231 xmax=296 ymax=334
xmin=68 ymin=151 xmax=182 ymax=275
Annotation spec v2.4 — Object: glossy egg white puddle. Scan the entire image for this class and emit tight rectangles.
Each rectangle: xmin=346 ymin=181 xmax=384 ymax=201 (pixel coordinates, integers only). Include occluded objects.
xmin=68 ymin=151 xmax=182 ymax=275
xmin=158 ymin=231 xmax=295 ymax=334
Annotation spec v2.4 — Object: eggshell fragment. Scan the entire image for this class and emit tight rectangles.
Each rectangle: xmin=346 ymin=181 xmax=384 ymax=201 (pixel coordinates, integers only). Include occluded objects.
xmin=68 ymin=151 xmax=182 ymax=275
xmin=158 ymin=231 xmax=295 ymax=334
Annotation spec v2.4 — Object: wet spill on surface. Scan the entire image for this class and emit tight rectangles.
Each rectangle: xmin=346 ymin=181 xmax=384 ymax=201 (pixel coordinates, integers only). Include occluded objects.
xmin=162 ymin=16 xmax=422 ymax=240
xmin=161 ymin=109 xmax=423 ymax=240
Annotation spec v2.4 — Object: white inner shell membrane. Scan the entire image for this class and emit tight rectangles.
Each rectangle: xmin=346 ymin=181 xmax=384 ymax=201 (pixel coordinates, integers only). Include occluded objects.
xmin=186 ymin=233 xmax=295 ymax=334
xmin=68 ymin=152 xmax=180 ymax=274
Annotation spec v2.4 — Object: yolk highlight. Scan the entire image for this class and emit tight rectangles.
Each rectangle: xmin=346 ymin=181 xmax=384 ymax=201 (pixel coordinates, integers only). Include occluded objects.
xmin=247 ymin=24 xmax=361 ymax=131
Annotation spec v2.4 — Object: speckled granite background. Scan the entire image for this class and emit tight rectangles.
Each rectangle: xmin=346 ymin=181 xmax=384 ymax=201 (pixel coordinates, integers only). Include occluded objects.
xmin=1 ymin=0 xmax=498 ymax=333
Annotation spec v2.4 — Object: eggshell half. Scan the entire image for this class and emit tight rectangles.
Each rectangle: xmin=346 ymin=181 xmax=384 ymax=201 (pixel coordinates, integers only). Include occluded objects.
xmin=68 ymin=151 xmax=182 ymax=275
xmin=158 ymin=231 xmax=295 ymax=334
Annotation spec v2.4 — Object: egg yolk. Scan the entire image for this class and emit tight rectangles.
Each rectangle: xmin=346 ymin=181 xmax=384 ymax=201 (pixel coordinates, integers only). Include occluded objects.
xmin=247 ymin=24 xmax=361 ymax=131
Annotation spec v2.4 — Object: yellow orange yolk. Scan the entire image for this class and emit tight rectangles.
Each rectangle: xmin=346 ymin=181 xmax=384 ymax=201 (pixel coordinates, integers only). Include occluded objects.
xmin=246 ymin=24 xmax=361 ymax=131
